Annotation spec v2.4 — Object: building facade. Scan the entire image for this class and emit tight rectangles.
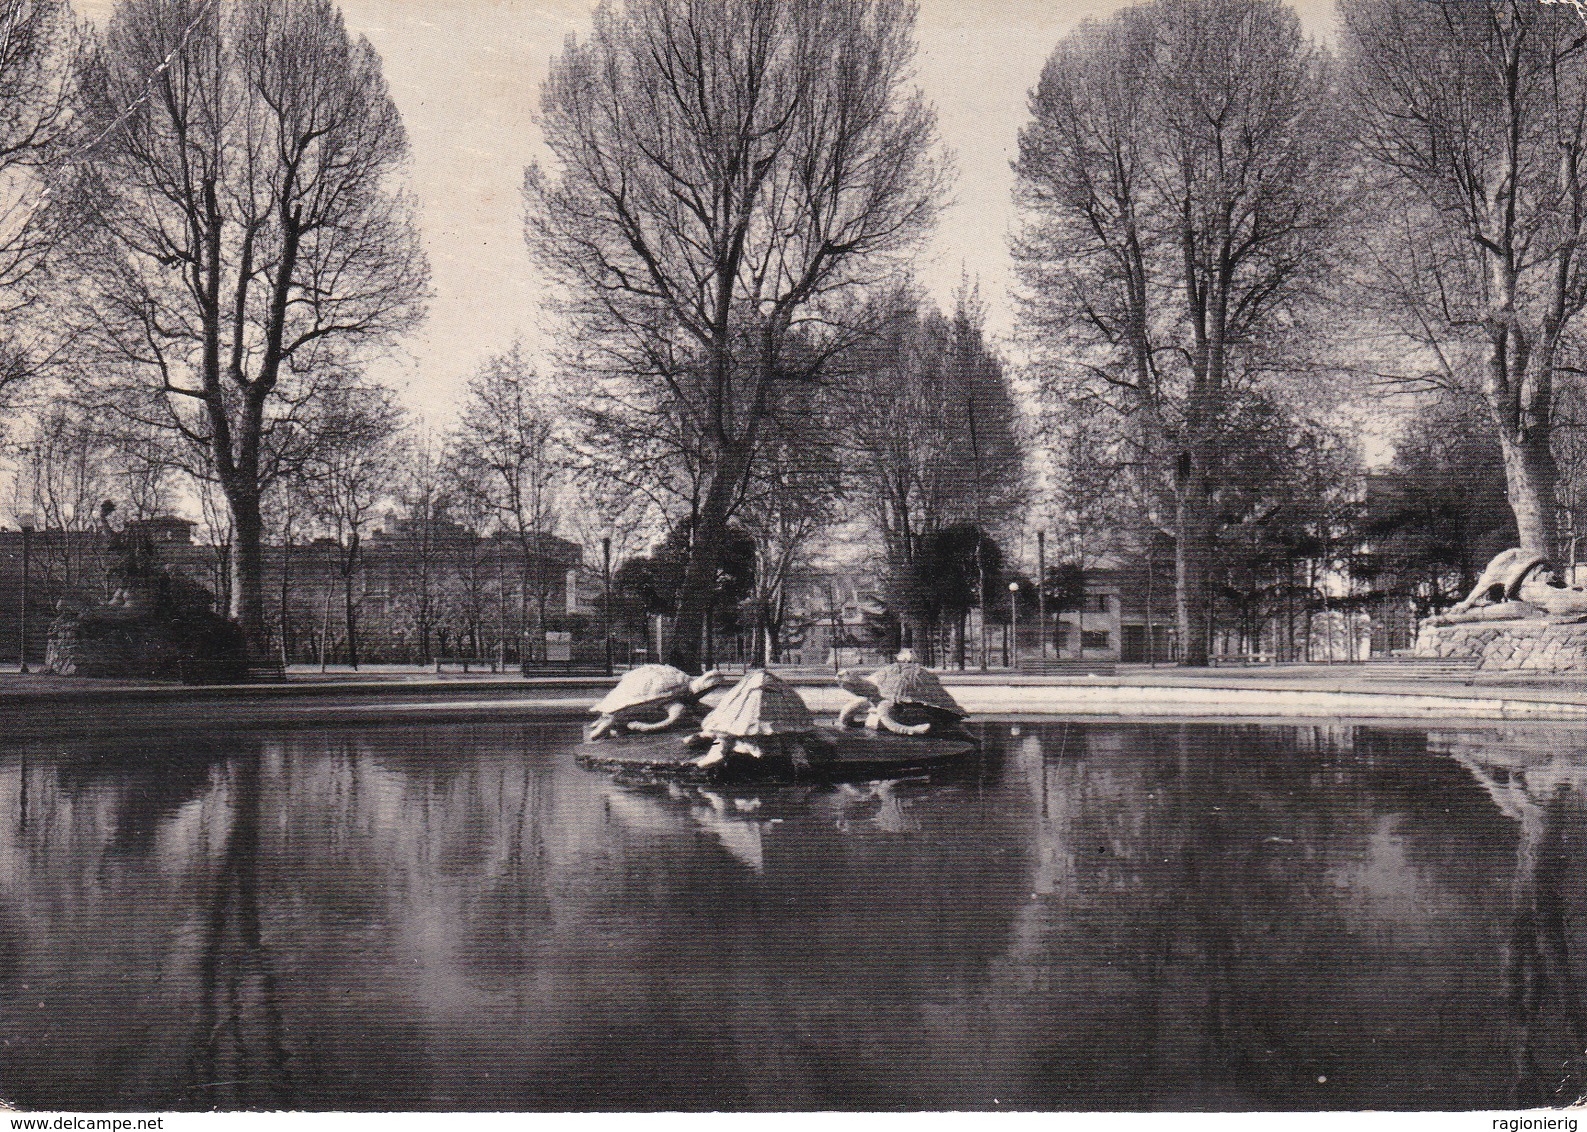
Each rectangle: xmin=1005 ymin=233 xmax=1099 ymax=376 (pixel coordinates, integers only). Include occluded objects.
xmin=0 ymin=517 xmax=591 ymax=666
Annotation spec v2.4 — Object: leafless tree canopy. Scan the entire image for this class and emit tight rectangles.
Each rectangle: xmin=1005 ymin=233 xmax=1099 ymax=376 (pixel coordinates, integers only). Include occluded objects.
xmin=298 ymin=381 xmax=405 ymax=669
xmin=64 ymin=0 xmax=428 ymax=642
xmin=0 ymin=0 xmax=79 ymax=414
xmin=846 ymin=289 xmax=1026 ymax=568
xmin=447 ymin=345 xmax=566 ymax=655
xmin=1014 ymin=0 xmax=1342 ymax=664
xmin=1342 ymin=0 xmax=1587 ymax=557
xmin=525 ymin=0 xmax=945 ymax=670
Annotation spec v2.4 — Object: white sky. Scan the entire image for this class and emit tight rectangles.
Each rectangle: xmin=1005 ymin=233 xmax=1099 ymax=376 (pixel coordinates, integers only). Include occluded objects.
xmin=72 ymin=0 xmax=1342 ymax=427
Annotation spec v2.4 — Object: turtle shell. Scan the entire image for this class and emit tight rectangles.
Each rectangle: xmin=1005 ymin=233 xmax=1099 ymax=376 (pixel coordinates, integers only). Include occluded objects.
xmin=591 ymin=664 xmax=694 ymax=715
xmin=870 ymin=662 xmax=966 ymax=717
xmin=698 ymin=670 xmax=817 ymax=736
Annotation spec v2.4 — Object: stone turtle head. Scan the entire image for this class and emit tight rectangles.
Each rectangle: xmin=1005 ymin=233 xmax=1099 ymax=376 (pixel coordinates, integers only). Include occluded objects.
xmin=837 ymin=667 xmax=881 ymax=700
xmin=690 ymin=669 xmax=729 ymax=697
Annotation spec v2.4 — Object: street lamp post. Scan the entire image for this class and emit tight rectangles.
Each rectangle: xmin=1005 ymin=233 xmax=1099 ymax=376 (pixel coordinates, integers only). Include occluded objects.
xmin=601 ymin=536 xmax=612 ymax=677
xmin=1007 ymin=580 xmax=1019 ymax=670
xmin=1037 ymin=531 xmax=1047 ymax=659
xmin=17 ymin=515 xmax=35 ymax=674
xmin=829 ymin=586 xmax=841 ymax=675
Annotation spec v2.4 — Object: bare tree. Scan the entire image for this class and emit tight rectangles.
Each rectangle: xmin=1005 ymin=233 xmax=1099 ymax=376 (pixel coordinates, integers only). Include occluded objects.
xmin=194 ymin=475 xmax=234 ymax=608
xmin=845 ymin=288 xmax=1027 ymax=658
xmin=1041 ymin=392 xmax=1131 ymax=656
xmin=441 ymin=461 xmax=493 ymax=661
xmin=66 ymin=0 xmax=427 ymax=646
xmin=1342 ymin=0 xmax=1587 ymax=558
xmin=525 ymin=0 xmax=945 ymax=671
xmin=306 ymin=385 xmax=404 ymax=668
xmin=448 ymin=344 xmax=563 ymax=662
xmin=6 ymin=407 xmax=110 ymax=592
xmin=737 ymin=380 xmax=845 ymax=662
xmin=1013 ymin=0 xmax=1343 ymax=664
xmin=104 ymin=417 xmax=177 ymax=522
xmin=0 ymin=0 xmax=78 ymax=419
xmin=299 ymin=384 xmax=404 ymax=670
xmin=388 ymin=431 xmax=449 ymax=665
xmin=261 ymin=472 xmax=309 ymax=665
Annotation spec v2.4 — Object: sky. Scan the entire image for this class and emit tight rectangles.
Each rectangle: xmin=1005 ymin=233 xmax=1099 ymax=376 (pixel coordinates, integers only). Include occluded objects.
xmin=73 ymin=0 xmax=1342 ymax=428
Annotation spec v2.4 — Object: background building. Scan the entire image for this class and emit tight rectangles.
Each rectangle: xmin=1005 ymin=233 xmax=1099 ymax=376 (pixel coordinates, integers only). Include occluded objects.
xmin=0 ymin=517 xmax=590 ymax=667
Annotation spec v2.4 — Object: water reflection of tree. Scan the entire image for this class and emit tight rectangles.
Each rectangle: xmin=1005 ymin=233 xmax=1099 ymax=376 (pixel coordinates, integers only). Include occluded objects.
xmin=52 ymin=737 xmax=222 ymax=856
xmin=1444 ymin=741 xmax=1587 ymax=1105
xmin=0 ymin=717 xmax=1559 ymax=1112
xmin=182 ymin=755 xmax=294 ymax=1109
xmin=35 ymin=737 xmax=299 ymax=1107
xmin=999 ymin=721 xmax=1519 ymax=1110
xmin=1127 ymin=725 xmax=1344 ymax=1104
xmin=454 ymin=760 xmax=553 ymax=989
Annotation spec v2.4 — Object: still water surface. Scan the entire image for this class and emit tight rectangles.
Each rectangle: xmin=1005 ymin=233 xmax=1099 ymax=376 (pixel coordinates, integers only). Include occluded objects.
xmin=0 ymin=717 xmax=1582 ymax=1111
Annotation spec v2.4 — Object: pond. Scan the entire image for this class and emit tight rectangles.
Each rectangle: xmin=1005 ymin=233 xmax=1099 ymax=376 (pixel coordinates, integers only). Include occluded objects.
xmin=0 ymin=716 xmax=1581 ymax=1112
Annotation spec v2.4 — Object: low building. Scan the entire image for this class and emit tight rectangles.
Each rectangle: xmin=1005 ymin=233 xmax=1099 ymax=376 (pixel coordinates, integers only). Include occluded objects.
xmin=0 ymin=516 xmax=588 ymax=666
xmin=1052 ymin=553 xmax=1178 ymax=664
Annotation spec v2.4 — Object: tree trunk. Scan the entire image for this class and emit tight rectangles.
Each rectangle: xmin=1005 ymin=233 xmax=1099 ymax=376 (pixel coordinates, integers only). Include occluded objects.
xmin=1175 ymin=473 xmax=1213 ymax=667
xmin=279 ymin=534 xmax=292 ymax=667
xmin=343 ymin=565 xmax=359 ymax=670
xmin=228 ymin=491 xmax=266 ymax=650
xmin=520 ymin=558 xmax=532 ymax=665
xmin=667 ymin=447 xmax=749 ymax=673
xmin=1494 ymin=416 xmax=1559 ymax=558
xmin=417 ymin=543 xmax=432 ymax=666
xmin=319 ymin=577 xmax=334 ymax=671
xmin=537 ymin=592 xmax=550 ymax=666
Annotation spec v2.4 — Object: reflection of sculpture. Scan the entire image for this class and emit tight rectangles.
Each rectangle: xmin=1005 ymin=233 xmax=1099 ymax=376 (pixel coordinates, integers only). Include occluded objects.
xmin=1429 ymin=549 xmax=1587 ymax=625
xmin=601 ymin=783 xmax=772 ymax=872
xmin=836 ymin=654 xmax=970 ymax=737
xmin=586 ymin=665 xmax=727 ymax=740
xmin=1443 ymin=743 xmax=1587 ymax=1106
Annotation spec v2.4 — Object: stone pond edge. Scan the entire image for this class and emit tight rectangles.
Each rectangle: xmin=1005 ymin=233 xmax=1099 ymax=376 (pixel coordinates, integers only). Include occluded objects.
xmin=8 ymin=675 xmax=1587 ymax=724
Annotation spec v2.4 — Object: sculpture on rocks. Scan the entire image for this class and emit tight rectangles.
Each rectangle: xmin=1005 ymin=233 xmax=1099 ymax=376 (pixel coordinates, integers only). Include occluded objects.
xmin=44 ymin=518 xmax=246 ymax=679
xmin=577 ymin=663 xmax=978 ymax=781
xmin=1426 ymin=549 xmax=1587 ymax=626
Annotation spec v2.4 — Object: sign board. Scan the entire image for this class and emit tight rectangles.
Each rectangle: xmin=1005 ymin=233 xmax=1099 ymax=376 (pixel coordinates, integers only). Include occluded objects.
xmin=545 ymin=631 xmax=572 ymax=662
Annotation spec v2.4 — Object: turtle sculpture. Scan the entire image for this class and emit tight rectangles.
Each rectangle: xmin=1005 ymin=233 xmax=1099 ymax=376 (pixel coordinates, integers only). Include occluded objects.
xmin=587 ymin=664 xmax=728 ymax=740
xmin=837 ymin=654 xmax=969 ymax=737
xmin=686 ymin=669 xmax=835 ymax=770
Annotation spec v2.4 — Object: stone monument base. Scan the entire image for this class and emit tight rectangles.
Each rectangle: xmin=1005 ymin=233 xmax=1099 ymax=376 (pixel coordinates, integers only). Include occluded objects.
xmin=1413 ymin=619 xmax=1587 ymax=671
xmin=44 ymin=574 xmax=245 ymax=680
xmin=45 ymin=610 xmax=245 ymax=678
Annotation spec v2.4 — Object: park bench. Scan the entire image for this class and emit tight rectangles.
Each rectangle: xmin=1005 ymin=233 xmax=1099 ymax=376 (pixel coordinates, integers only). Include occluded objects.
xmin=246 ymin=658 xmax=286 ymax=682
xmin=1353 ymin=655 xmax=1483 ymax=678
xmin=434 ymin=656 xmax=499 ymax=673
xmin=1016 ymin=657 xmax=1118 ymax=676
xmin=177 ymin=657 xmax=286 ymax=685
xmin=521 ymin=662 xmax=610 ymax=676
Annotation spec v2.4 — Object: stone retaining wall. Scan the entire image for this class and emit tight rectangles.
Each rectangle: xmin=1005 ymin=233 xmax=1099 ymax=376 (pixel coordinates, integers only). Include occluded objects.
xmin=1413 ymin=619 xmax=1587 ymax=671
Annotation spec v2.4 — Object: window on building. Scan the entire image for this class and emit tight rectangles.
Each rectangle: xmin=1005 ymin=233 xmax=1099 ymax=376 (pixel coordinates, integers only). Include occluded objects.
xmin=1081 ymin=630 xmax=1111 ymax=650
xmin=1087 ymin=593 xmax=1111 ymax=613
